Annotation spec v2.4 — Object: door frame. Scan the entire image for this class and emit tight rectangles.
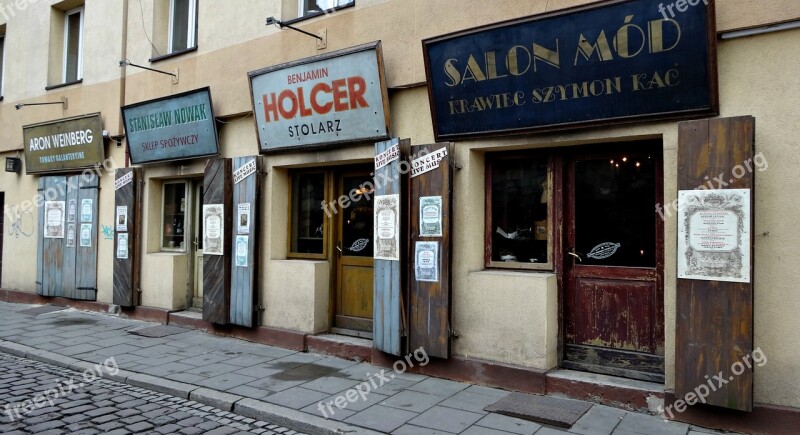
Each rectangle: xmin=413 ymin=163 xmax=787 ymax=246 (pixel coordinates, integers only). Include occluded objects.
xmin=332 ymin=167 xmax=375 ymax=338
xmin=556 ymin=141 xmax=665 ymax=382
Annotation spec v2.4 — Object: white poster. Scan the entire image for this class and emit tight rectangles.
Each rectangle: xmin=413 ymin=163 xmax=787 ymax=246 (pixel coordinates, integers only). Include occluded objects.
xmin=678 ymin=189 xmax=751 ymax=283
xmin=374 ymin=194 xmax=400 ymax=261
xmin=116 ymin=206 xmax=129 ymax=232
xmin=235 ymin=235 xmax=249 ymax=267
xmin=66 ymin=224 xmax=76 ymax=248
xmin=80 ymin=199 xmax=93 ymax=223
xmin=237 ymin=203 xmax=251 ymax=235
xmin=419 ymin=196 xmax=443 ymax=237
xmin=203 ymin=204 xmax=224 ymax=256
xmin=80 ymin=224 xmax=92 ymax=247
xmin=68 ymin=199 xmax=77 ymax=223
xmin=44 ymin=201 xmax=66 ymax=239
xmin=415 ymin=241 xmax=439 ymax=283
xmin=117 ymin=233 xmax=129 ymax=259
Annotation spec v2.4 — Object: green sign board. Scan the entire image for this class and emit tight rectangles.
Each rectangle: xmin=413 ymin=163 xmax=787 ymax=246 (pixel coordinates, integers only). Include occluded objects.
xmin=23 ymin=114 xmax=105 ymax=174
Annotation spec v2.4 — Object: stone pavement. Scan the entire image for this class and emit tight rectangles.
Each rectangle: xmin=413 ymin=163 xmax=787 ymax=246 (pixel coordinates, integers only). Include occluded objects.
xmin=0 ymin=302 xmax=733 ymax=434
xmin=0 ymin=352 xmax=304 ymax=434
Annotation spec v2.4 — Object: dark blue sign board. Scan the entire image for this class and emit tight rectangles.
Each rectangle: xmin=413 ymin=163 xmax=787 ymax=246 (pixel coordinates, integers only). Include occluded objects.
xmin=122 ymin=87 xmax=219 ymax=165
xmin=423 ymin=0 xmax=718 ymax=140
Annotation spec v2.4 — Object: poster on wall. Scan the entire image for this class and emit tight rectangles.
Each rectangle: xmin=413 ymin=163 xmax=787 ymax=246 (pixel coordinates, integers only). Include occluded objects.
xmin=44 ymin=201 xmax=66 ymax=239
xmin=203 ymin=204 xmax=224 ymax=256
xmin=68 ymin=199 xmax=77 ymax=223
xmin=237 ymin=203 xmax=251 ymax=235
xmin=117 ymin=233 xmax=129 ymax=259
xmin=235 ymin=235 xmax=249 ymax=267
xmin=678 ymin=189 xmax=751 ymax=283
xmin=374 ymin=194 xmax=400 ymax=261
xmin=116 ymin=206 xmax=128 ymax=232
xmin=80 ymin=199 xmax=93 ymax=222
xmin=419 ymin=196 xmax=443 ymax=237
xmin=80 ymin=224 xmax=92 ymax=247
xmin=415 ymin=241 xmax=439 ymax=282
xmin=66 ymin=224 xmax=76 ymax=247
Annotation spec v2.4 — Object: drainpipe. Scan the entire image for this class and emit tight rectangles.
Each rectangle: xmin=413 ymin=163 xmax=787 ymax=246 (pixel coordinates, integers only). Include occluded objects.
xmin=120 ymin=0 xmax=130 ymax=168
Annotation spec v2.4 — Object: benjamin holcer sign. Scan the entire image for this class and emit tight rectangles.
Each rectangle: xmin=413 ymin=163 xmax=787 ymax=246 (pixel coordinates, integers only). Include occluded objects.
xmin=249 ymin=42 xmax=390 ymax=152
xmin=122 ymin=87 xmax=219 ymax=165
xmin=422 ymin=0 xmax=718 ymax=140
xmin=24 ymin=114 xmax=105 ymax=174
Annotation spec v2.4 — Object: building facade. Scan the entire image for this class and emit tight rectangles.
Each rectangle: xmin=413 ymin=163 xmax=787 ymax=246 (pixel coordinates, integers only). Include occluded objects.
xmin=1 ymin=0 xmax=799 ymax=432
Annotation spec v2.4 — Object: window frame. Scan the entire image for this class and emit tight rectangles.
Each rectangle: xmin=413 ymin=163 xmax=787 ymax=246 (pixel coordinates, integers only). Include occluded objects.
xmin=288 ymin=0 xmax=354 ymax=25
xmin=62 ymin=6 xmax=84 ymax=84
xmin=168 ymin=0 xmax=197 ymax=55
xmin=287 ymin=170 xmax=330 ymax=260
xmin=161 ymin=181 xmax=190 ymax=253
xmin=485 ymin=152 xmax=557 ymax=271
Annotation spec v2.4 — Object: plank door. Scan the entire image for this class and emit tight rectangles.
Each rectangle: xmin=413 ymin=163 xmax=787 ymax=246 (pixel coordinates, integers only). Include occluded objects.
xmin=114 ymin=168 xmax=142 ymax=307
xmin=203 ymin=158 xmax=232 ymax=325
xmin=563 ymin=143 xmax=665 ymax=382
xmin=230 ymin=156 xmax=260 ymax=328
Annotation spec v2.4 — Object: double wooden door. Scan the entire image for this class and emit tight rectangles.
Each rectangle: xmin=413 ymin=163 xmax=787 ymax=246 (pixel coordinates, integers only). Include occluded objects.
xmin=563 ymin=144 xmax=665 ymax=383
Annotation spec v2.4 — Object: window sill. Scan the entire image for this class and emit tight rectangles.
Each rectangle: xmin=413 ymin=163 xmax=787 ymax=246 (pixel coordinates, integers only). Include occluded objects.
xmin=45 ymin=79 xmax=83 ymax=91
xmin=287 ymin=253 xmax=327 ymax=261
xmin=150 ymin=46 xmax=198 ymax=63
xmin=282 ymin=2 xmax=355 ymax=26
xmin=485 ymin=261 xmax=555 ymax=272
xmin=473 ymin=269 xmax=557 ymax=278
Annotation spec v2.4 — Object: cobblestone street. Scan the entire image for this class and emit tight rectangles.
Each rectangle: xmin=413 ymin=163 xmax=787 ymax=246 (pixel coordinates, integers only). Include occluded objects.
xmin=0 ymin=352 xmax=305 ymax=435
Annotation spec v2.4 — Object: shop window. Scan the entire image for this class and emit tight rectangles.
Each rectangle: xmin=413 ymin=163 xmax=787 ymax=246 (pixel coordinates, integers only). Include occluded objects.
xmin=63 ymin=6 xmax=84 ymax=83
xmin=162 ymin=182 xmax=188 ymax=251
xmin=284 ymin=0 xmax=354 ymax=22
xmin=289 ymin=172 xmax=327 ymax=257
xmin=486 ymin=155 xmax=553 ymax=270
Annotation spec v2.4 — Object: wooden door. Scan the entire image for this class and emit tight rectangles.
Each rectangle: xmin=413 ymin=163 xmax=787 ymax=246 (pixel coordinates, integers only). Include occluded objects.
xmin=335 ymin=172 xmax=375 ymax=336
xmin=564 ymin=143 xmax=665 ymax=383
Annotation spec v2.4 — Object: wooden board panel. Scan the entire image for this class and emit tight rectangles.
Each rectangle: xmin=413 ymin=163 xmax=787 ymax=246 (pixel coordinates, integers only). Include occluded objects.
xmin=35 ymin=178 xmax=45 ymax=295
xmin=113 ymin=168 xmax=141 ymax=307
xmin=676 ymin=116 xmax=755 ymax=412
xmin=373 ymin=138 xmax=406 ymax=356
xmin=74 ymin=173 xmax=99 ymax=301
xmin=408 ymin=143 xmax=452 ymax=358
xmin=203 ymin=158 xmax=232 ymax=325
xmin=230 ymin=156 xmax=260 ymax=328
xmin=40 ymin=176 xmax=68 ymax=298
xmin=60 ymin=175 xmax=79 ymax=300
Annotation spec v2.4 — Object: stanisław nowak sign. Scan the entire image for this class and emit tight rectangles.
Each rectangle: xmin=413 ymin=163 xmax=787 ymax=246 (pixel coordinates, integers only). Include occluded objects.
xmin=249 ymin=41 xmax=390 ymax=152
xmin=122 ymin=87 xmax=219 ymax=165
xmin=423 ymin=0 xmax=718 ymax=140
xmin=24 ymin=114 xmax=105 ymax=174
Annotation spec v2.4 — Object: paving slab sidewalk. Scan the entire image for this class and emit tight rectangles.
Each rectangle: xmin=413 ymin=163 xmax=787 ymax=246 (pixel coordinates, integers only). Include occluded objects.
xmin=0 ymin=302 xmax=726 ymax=435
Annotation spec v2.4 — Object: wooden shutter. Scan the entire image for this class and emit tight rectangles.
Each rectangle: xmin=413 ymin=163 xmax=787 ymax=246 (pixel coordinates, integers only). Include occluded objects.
xmin=230 ymin=157 xmax=260 ymax=328
xmin=676 ymin=116 xmax=755 ymax=411
xmin=113 ymin=168 xmax=142 ymax=307
xmin=373 ymin=138 xmax=408 ymax=356
xmin=37 ymin=176 xmax=68 ymax=298
xmin=408 ymin=143 xmax=452 ymax=358
xmin=73 ymin=173 xmax=100 ymax=301
xmin=203 ymin=158 xmax=232 ymax=325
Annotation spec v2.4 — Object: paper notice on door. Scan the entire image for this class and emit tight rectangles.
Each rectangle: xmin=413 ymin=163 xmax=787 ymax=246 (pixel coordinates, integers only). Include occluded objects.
xmin=80 ymin=224 xmax=92 ymax=247
xmin=68 ymin=199 xmax=77 ymax=223
xmin=203 ymin=204 xmax=224 ymax=256
xmin=419 ymin=196 xmax=443 ymax=237
xmin=116 ymin=206 xmax=129 ymax=232
xmin=80 ymin=199 xmax=93 ymax=223
xmin=415 ymin=241 xmax=439 ymax=282
xmin=374 ymin=194 xmax=400 ymax=261
xmin=44 ymin=201 xmax=66 ymax=239
xmin=237 ymin=203 xmax=251 ymax=235
xmin=66 ymin=224 xmax=76 ymax=247
xmin=117 ymin=233 xmax=129 ymax=259
xmin=235 ymin=235 xmax=249 ymax=267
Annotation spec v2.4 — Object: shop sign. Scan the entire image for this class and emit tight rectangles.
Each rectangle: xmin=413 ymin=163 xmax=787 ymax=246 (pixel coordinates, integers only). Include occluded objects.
xmin=249 ymin=42 xmax=390 ymax=152
xmin=24 ymin=114 xmax=105 ymax=174
xmin=122 ymin=88 xmax=219 ymax=165
xmin=423 ymin=0 xmax=718 ymax=140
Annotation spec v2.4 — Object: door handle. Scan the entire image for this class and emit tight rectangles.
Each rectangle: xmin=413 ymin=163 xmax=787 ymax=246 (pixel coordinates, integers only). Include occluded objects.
xmin=567 ymin=249 xmax=582 ymax=263
xmin=336 ymin=241 xmax=343 ymax=255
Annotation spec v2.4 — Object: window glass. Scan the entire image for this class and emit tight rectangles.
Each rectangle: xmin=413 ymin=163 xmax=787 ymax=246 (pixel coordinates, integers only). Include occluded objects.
xmin=162 ymin=183 xmax=187 ymax=250
xmin=300 ymin=0 xmax=353 ymax=18
xmin=290 ymin=173 xmax=325 ymax=254
xmin=0 ymin=35 xmax=5 ymax=95
xmin=170 ymin=0 xmax=196 ymax=53
xmin=340 ymin=175 xmax=373 ymax=258
xmin=64 ymin=10 xmax=82 ymax=82
xmin=574 ymin=156 xmax=656 ymax=267
xmin=490 ymin=158 xmax=549 ymax=265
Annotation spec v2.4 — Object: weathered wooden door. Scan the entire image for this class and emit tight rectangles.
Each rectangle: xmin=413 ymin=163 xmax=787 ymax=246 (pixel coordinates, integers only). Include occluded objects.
xmin=564 ymin=143 xmax=665 ymax=382
xmin=335 ymin=171 xmax=375 ymax=336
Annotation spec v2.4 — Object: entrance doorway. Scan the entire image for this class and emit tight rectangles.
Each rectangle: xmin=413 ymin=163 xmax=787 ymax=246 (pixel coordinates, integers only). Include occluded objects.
xmin=563 ymin=143 xmax=664 ymax=383
xmin=333 ymin=172 xmax=375 ymax=338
